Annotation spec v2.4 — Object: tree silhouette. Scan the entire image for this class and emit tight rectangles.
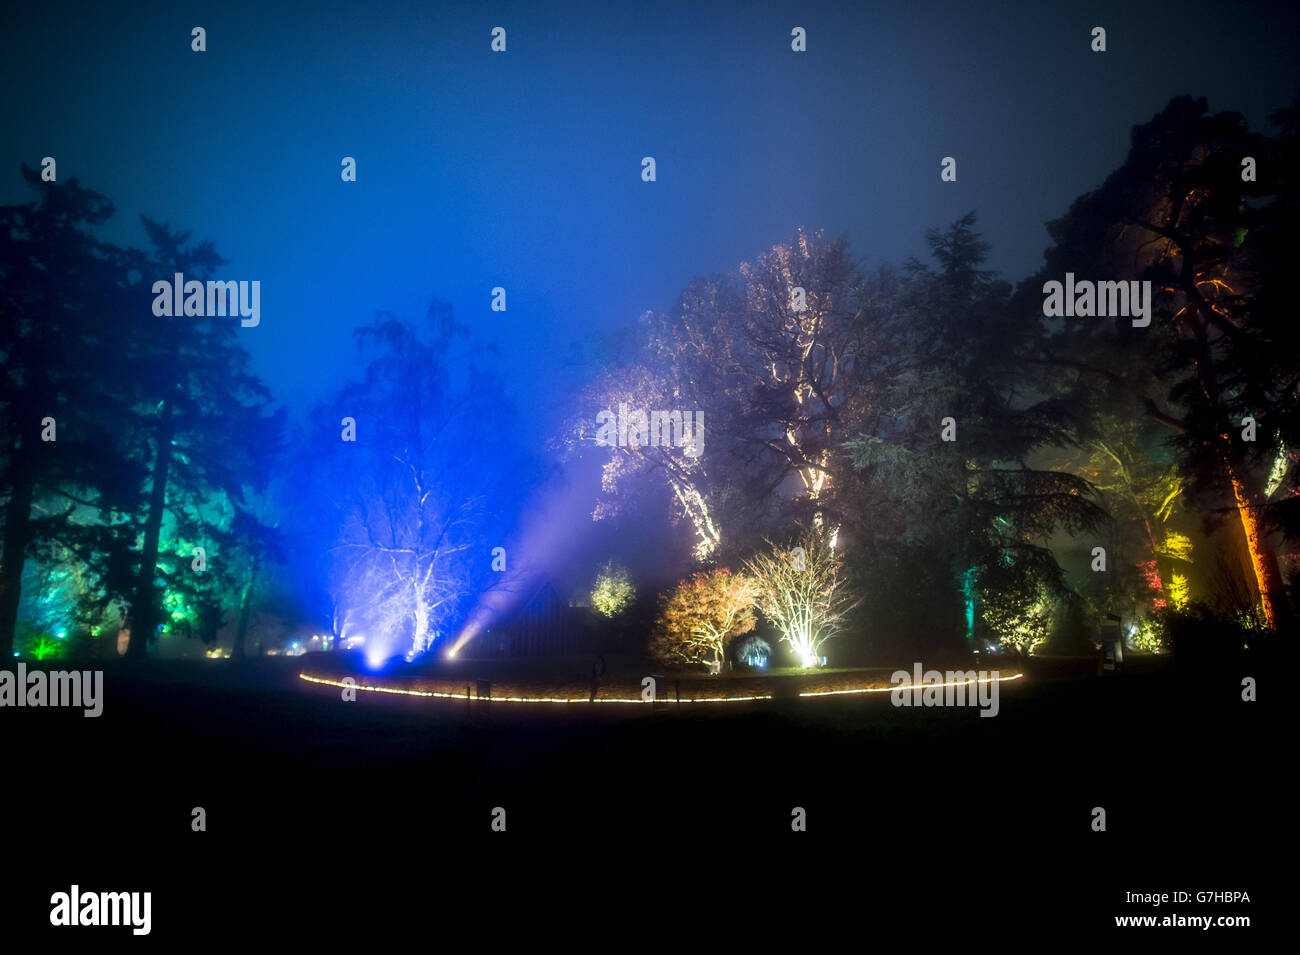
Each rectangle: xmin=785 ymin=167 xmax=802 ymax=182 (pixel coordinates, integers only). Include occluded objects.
xmin=1033 ymin=96 xmax=1299 ymax=629
xmin=0 ymin=168 xmax=142 ymax=656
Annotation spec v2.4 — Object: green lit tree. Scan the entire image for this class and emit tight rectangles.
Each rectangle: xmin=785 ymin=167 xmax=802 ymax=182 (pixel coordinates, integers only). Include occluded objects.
xmin=0 ymin=167 xmax=145 ymax=657
xmin=114 ymin=218 xmax=280 ymax=658
xmin=847 ymin=214 xmax=1108 ymax=653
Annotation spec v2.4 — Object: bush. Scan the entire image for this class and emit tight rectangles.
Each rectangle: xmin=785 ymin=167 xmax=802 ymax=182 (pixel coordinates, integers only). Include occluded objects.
xmin=732 ymin=633 xmax=771 ymax=668
xmin=1164 ymin=604 xmax=1254 ymax=669
xmin=15 ymin=626 xmax=68 ymax=661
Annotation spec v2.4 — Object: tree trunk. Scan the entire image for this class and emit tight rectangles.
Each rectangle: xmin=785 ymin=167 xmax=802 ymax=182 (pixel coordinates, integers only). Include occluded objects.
xmin=0 ymin=470 xmax=36 ymax=658
xmin=232 ymin=567 xmax=256 ymax=661
xmin=1227 ymin=465 xmax=1287 ymax=631
xmin=127 ymin=405 xmax=175 ymax=659
xmin=1184 ymin=283 xmax=1287 ymax=629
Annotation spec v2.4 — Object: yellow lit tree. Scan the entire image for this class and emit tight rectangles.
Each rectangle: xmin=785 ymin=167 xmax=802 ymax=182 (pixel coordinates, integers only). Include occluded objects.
xmin=590 ymin=560 xmax=635 ymax=618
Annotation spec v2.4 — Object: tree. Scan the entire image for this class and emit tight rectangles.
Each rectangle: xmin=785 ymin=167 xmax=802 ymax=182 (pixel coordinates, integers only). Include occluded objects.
xmin=979 ymin=572 xmax=1055 ymax=657
xmin=590 ymin=560 xmax=635 ymax=618
xmin=745 ymin=530 xmax=855 ymax=667
xmin=116 ymin=218 xmax=278 ymax=658
xmin=666 ymin=230 xmax=897 ymax=555
xmin=1059 ymin=412 xmax=1194 ymax=625
xmin=0 ymin=172 xmax=281 ymax=660
xmin=571 ymin=229 xmax=898 ymax=563
xmin=848 ymin=214 xmax=1107 ymax=651
xmin=649 ymin=568 xmax=757 ymax=670
xmin=314 ymin=302 xmax=525 ymax=660
xmin=576 ymin=358 xmax=725 ymax=561
xmin=0 ymin=167 xmax=143 ymax=656
xmin=1031 ymin=96 xmax=1299 ymax=629
xmin=226 ymin=503 xmax=289 ymax=660
xmin=728 ymin=229 xmax=889 ymax=546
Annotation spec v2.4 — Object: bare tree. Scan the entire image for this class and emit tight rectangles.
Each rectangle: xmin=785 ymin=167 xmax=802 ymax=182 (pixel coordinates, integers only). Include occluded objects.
xmin=331 ymin=451 xmax=477 ymax=658
xmin=745 ymin=530 xmax=857 ymax=667
xmin=321 ymin=302 xmax=502 ymax=660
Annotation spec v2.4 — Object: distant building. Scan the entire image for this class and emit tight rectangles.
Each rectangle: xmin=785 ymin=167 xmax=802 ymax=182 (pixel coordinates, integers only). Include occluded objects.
xmin=473 ymin=578 xmax=589 ymax=658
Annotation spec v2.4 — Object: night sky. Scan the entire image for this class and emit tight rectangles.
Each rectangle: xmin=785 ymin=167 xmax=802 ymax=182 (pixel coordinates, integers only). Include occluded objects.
xmin=1 ymin=2 xmax=1294 ymax=939
xmin=5 ymin=0 xmax=1297 ymax=430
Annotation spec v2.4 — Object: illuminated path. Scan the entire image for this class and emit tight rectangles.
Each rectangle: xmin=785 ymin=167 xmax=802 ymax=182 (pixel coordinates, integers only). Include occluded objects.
xmin=298 ymin=670 xmax=1024 ymax=705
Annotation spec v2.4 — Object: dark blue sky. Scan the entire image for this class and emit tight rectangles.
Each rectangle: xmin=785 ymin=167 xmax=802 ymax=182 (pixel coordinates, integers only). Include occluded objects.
xmin=5 ymin=0 xmax=1298 ymax=429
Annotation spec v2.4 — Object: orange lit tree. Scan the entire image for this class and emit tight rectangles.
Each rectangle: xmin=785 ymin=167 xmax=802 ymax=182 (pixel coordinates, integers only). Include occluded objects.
xmin=649 ymin=568 xmax=757 ymax=671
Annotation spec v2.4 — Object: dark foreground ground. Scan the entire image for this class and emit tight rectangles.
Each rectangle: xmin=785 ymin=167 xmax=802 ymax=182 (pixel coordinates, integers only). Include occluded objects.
xmin=1 ymin=651 xmax=1285 ymax=941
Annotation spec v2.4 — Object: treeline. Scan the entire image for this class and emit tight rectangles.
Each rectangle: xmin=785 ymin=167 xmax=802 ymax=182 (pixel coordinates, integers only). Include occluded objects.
xmin=573 ymin=96 xmax=1300 ymax=659
xmin=0 ymin=168 xmax=531 ymax=661
xmin=0 ymin=167 xmax=281 ymax=659
xmin=3 ymin=94 xmax=1297 ymax=666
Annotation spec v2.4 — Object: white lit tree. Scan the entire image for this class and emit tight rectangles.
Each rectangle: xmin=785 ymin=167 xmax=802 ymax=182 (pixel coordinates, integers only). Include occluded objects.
xmin=745 ymin=531 xmax=855 ymax=667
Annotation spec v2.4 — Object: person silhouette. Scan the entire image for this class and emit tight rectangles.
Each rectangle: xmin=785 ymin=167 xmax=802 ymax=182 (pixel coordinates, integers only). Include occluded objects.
xmin=590 ymin=654 xmax=607 ymax=702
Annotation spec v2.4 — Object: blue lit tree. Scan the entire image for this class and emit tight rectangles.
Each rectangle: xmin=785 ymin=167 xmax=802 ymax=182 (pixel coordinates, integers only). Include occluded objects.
xmin=314 ymin=301 xmax=527 ymax=661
